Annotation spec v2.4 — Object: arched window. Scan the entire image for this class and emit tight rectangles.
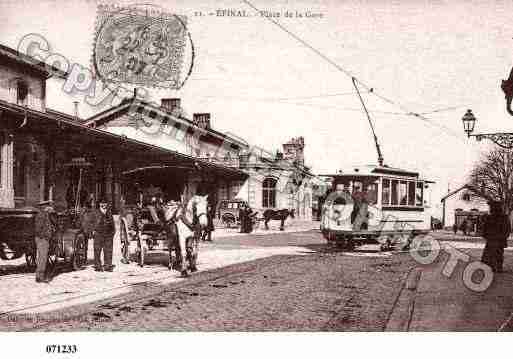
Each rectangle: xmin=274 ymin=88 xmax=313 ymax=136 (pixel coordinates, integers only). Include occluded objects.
xmin=262 ymin=177 xmax=277 ymax=208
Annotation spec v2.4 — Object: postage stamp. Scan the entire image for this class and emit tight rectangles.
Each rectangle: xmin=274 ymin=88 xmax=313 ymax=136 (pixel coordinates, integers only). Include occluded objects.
xmin=92 ymin=4 xmax=192 ymax=89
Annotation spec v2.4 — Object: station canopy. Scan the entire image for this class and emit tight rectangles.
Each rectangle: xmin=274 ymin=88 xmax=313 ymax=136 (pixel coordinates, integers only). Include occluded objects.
xmin=0 ymin=99 xmax=248 ymax=182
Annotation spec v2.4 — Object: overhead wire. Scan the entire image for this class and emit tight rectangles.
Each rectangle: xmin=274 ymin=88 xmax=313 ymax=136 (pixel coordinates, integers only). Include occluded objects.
xmin=241 ymin=0 xmax=466 ymax=142
xmin=196 ymin=94 xmax=415 ymax=116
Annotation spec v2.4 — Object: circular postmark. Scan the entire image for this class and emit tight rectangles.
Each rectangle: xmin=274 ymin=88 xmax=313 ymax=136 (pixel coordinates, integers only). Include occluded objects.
xmin=93 ymin=4 xmax=194 ymax=89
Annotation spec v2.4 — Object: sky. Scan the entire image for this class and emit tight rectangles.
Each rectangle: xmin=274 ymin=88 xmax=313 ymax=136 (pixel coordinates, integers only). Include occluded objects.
xmin=2 ymin=0 xmax=513 ymax=216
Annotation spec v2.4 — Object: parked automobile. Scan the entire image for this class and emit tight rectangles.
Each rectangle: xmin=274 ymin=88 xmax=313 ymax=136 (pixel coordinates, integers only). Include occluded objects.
xmin=218 ymin=199 xmax=248 ymax=228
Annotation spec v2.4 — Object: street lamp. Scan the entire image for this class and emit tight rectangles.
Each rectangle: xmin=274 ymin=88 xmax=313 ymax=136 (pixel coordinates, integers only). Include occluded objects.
xmin=461 ymin=109 xmax=513 ymax=149
xmin=462 ymin=109 xmax=476 ymax=137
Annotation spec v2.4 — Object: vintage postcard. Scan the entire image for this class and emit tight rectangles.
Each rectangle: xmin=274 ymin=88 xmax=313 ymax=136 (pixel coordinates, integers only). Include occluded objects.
xmin=0 ymin=0 xmax=511 ymax=356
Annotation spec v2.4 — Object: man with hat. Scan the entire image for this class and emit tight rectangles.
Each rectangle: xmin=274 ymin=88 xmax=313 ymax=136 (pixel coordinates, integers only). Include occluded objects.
xmin=481 ymin=201 xmax=511 ymax=273
xmin=34 ymin=200 xmax=56 ymax=283
xmin=92 ymin=198 xmax=115 ymax=272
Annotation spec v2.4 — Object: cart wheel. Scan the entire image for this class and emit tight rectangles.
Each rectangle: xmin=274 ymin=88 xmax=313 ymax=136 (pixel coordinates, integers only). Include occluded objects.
xmin=25 ymin=243 xmax=36 ymax=271
xmin=222 ymin=213 xmax=236 ymax=228
xmin=119 ymin=219 xmax=130 ymax=264
xmin=71 ymin=232 xmax=87 ymax=271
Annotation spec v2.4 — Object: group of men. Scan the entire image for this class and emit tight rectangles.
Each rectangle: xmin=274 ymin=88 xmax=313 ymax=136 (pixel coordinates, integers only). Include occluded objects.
xmin=34 ymin=198 xmax=115 ymax=283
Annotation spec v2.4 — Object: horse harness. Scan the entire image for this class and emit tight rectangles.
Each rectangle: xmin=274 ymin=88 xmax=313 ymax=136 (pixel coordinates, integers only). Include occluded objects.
xmin=165 ymin=201 xmax=204 ymax=233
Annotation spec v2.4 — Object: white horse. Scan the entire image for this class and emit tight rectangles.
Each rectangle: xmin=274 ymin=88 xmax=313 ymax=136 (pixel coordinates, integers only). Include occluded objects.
xmin=163 ymin=195 xmax=208 ymax=277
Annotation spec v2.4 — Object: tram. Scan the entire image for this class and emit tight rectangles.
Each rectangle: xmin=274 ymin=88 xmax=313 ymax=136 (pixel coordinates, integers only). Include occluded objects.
xmin=318 ymin=78 xmax=435 ymax=250
xmin=320 ymin=165 xmax=433 ymax=250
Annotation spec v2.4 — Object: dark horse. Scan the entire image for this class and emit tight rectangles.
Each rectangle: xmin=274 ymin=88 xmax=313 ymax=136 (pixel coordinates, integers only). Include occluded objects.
xmin=263 ymin=209 xmax=295 ymax=231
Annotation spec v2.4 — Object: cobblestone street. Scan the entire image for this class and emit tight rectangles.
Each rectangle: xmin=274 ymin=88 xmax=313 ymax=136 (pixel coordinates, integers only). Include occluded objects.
xmin=2 ymin=227 xmax=511 ymax=331
xmin=0 ymin=220 xmax=417 ymax=331
xmin=0 ymin=220 xmax=318 ymax=317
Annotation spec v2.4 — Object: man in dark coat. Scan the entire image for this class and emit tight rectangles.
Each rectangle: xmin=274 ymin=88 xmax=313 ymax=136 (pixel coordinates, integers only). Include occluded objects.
xmin=202 ymin=194 xmax=216 ymax=242
xmin=93 ymin=199 xmax=115 ymax=272
xmin=461 ymin=219 xmax=468 ymax=235
xmin=481 ymin=201 xmax=511 ymax=273
xmin=245 ymin=205 xmax=255 ymax=233
xmin=239 ymin=203 xmax=248 ymax=233
xmin=239 ymin=203 xmax=254 ymax=234
xmin=34 ymin=200 xmax=56 ymax=283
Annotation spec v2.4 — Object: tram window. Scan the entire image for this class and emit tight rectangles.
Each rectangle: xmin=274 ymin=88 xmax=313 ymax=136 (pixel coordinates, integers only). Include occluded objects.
xmin=399 ymin=181 xmax=407 ymax=205
xmin=335 ymin=183 xmax=345 ymax=191
xmin=366 ymin=183 xmax=378 ymax=204
xmin=408 ymin=181 xmax=415 ymax=206
xmin=382 ymin=179 xmax=390 ymax=205
xmin=352 ymin=181 xmax=363 ymax=194
xmin=416 ymin=182 xmax=424 ymax=206
xmin=391 ymin=180 xmax=398 ymax=205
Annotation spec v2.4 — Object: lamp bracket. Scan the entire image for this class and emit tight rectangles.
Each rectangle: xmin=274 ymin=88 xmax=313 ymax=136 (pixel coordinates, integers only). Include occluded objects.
xmin=472 ymin=133 xmax=513 ymax=149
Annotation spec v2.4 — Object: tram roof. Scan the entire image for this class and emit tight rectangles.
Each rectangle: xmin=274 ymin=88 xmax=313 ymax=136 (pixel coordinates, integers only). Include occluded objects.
xmin=320 ymin=164 xmax=422 ymax=179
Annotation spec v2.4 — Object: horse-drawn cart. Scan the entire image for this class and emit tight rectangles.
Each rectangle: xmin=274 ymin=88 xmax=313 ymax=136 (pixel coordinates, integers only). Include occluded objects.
xmin=119 ymin=204 xmax=170 ymax=267
xmin=0 ymin=208 xmax=38 ymax=269
xmin=50 ymin=209 xmax=89 ymax=271
xmin=0 ymin=207 xmax=89 ymax=272
xmin=118 ymin=195 xmax=208 ymax=277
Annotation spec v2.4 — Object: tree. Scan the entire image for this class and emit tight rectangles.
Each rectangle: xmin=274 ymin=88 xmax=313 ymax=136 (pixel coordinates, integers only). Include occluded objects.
xmin=468 ymin=147 xmax=513 ymax=214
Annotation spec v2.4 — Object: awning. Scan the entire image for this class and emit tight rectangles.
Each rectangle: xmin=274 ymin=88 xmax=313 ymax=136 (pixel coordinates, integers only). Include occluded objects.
xmin=0 ymin=99 xmax=248 ymax=182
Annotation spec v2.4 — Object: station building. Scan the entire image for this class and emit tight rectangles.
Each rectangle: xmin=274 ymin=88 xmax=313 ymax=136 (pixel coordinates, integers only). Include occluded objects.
xmin=0 ymin=42 xmax=315 ymax=219
xmin=86 ymin=96 xmax=315 ymax=220
xmin=0 ymin=44 xmax=246 ymax=212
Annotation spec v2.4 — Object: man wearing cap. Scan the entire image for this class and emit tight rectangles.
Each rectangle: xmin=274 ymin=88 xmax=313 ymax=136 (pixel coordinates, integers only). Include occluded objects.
xmin=34 ymin=200 xmax=56 ymax=283
xmin=92 ymin=199 xmax=115 ymax=272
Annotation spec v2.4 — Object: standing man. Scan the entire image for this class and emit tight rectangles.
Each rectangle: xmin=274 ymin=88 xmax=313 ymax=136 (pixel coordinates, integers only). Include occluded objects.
xmin=481 ymin=201 xmax=511 ymax=273
xmin=245 ymin=205 xmax=255 ymax=234
xmin=239 ymin=203 xmax=247 ymax=233
xmin=461 ymin=219 xmax=468 ymax=235
xmin=93 ymin=198 xmax=116 ymax=272
xmin=34 ymin=200 xmax=56 ymax=283
xmin=202 ymin=192 xmax=216 ymax=242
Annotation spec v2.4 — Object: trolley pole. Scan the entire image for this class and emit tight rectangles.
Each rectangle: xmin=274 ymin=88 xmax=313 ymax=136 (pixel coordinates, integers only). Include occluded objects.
xmin=352 ymin=77 xmax=384 ymax=166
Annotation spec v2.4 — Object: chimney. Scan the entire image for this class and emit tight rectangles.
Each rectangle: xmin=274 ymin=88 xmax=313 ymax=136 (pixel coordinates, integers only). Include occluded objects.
xmin=193 ymin=113 xmax=211 ymax=130
xmin=161 ymin=98 xmax=181 ymax=114
xmin=73 ymin=101 xmax=79 ymax=120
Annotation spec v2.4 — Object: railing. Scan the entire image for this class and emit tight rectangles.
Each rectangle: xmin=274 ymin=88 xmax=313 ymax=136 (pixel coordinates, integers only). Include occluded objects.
xmin=0 ymin=87 xmax=45 ymax=112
